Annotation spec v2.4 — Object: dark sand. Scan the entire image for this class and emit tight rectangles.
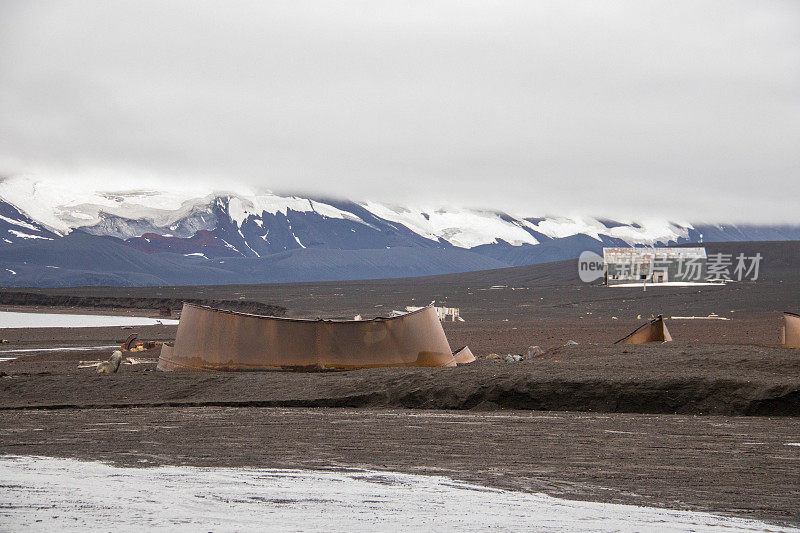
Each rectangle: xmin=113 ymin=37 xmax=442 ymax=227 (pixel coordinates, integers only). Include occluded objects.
xmin=1 ymin=240 xmax=799 ymax=524
xmin=1 ymin=407 xmax=798 ymax=525
xmin=1 ymin=338 xmax=798 ymax=416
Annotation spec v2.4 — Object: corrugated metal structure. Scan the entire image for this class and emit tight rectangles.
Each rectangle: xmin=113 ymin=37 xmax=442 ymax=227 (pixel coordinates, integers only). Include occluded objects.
xmin=157 ymin=303 xmax=456 ymax=371
xmin=604 ymin=247 xmax=707 ymax=285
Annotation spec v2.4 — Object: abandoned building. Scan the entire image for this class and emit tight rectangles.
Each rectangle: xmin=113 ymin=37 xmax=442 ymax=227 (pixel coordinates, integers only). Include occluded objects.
xmin=404 ymin=305 xmax=463 ymax=322
xmin=603 ymin=247 xmax=707 ymax=285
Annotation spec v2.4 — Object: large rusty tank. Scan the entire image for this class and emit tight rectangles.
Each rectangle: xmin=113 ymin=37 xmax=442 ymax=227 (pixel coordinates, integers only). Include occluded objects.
xmin=158 ymin=303 xmax=455 ymax=371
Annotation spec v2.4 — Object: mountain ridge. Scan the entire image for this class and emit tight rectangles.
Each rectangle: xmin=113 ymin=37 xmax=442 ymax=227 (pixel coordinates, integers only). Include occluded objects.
xmin=2 ymin=176 xmax=800 ymax=286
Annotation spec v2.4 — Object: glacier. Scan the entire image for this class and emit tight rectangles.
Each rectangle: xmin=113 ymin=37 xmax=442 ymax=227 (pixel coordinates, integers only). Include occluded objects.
xmin=1 ymin=175 xmax=799 ymax=286
xmin=0 ymin=175 xmax=691 ymax=248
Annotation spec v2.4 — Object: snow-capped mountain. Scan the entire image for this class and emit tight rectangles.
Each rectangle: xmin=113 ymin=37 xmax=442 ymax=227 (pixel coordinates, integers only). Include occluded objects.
xmin=1 ymin=175 xmax=799 ymax=287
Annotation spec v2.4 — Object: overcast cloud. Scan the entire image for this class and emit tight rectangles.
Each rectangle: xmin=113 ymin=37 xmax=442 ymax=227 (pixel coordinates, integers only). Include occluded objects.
xmin=0 ymin=0 xmax=798 ymax=222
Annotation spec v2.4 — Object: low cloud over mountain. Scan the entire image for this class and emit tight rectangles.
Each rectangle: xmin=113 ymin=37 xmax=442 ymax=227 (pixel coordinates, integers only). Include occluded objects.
xmin=2 ymin=176 xmax=800 ymax=287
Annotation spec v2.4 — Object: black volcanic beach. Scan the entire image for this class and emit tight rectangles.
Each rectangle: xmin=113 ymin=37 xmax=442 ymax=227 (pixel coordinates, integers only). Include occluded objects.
xmin=1 ymin=241 xmax=800 ymax=525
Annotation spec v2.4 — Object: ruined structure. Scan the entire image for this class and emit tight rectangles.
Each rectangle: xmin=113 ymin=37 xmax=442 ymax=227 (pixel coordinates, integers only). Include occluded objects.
xmin=404 ymin=305 xmax=463 ymax=322
xmin=614 ymin=315 xmax=673 ymax=344
xmin=781 ymin=312 xmax=800 ymax=348
xmin=452 ymin=345 xmax=476 ymax=364
xmin=157 ymin=303 xmax=456 ymax=371
xmin=604 ymin=247 xmax=707 ymax=285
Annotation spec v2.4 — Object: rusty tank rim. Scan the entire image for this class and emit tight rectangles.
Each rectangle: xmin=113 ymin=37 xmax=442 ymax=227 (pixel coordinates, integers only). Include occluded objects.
xmin=178 ymin=302 xmax=435 ymax=323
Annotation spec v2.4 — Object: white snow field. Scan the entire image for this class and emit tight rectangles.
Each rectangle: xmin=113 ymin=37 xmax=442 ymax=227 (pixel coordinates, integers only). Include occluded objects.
xmin=0 ymin=344 xmax=122 ymax=362
xmin=0 ymin=456 xmax=794 ymax=532
xmin=610 ymin=281 xmax=726 ymax=288
xmin=0 ymin=311 xmax=178 ymax=328
xmin=0 ymin=174 xmax=693 ymax=248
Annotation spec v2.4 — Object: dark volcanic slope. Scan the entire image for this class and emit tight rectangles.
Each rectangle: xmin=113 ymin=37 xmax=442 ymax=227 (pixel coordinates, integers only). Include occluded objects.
xmin=2 ymin=239 xmax=798 ymax=418
xmin=5 ymin=185 xmax=800 ymax=287
xmin=2 ymin=343 xmax=798 ymax=416
xmin=12 ymin=240 xmax=799 ymax=323
xmin=2 ymin=241 xmax=799 ymax=527
xmin=0 ymin=291 xmax=285 ymax=316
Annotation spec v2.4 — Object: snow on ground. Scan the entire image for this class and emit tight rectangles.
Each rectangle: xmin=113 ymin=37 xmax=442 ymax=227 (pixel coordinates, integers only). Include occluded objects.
xmin=0 ymin=311 xmax=178 ymax=328
xmin=0 ymin=456 xmax=793 ymax=532
xmin=610 ymin=281 xmax=725 ymax=288
xmin=0 ymin=345 xmax=120 ymax=355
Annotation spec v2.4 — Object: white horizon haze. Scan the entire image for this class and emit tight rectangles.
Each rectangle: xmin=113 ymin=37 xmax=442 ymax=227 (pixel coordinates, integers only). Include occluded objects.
xmin=1 ymin=1 xmax=798 ymax=224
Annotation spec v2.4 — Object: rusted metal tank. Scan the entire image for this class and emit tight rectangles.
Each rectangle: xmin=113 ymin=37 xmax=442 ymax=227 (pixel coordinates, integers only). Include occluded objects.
xmin=782 ymin=312 xmax=800 ymax=348
xmin=157 ymin=303 xmax=456 ymax=371
xmin=614 ymin=315 xmax=672 ymax=344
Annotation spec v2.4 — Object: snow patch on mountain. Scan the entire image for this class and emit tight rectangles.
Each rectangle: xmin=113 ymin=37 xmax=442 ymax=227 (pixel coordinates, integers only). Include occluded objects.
xmin=227 ymin=195 xmax=367 ymax=227
xmin=361 ymin=203 xmax=691 ymax=248
xmin=0 ymin=174 xmax=700 ymax=252
xmin=0 ymin=175 xmax=215 ymax=234
xmin=7 ymin=229 xmax=53 ymax=241
xmin=0 ymin=214 xmax=40 ymax=232
xmin=360 ymin=202 xmax=540 ymax=248
xmin=525 ymin=216 xmax=691 ymax=245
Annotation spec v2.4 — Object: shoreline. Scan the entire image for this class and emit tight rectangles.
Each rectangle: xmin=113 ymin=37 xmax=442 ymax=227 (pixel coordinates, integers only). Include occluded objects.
xmin=2 ymin=406 xmax=798 ymax=526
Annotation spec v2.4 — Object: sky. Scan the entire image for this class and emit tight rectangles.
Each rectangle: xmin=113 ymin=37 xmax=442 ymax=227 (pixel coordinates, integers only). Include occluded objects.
xmin=0 ymin=0 xmax=799 ymax=223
